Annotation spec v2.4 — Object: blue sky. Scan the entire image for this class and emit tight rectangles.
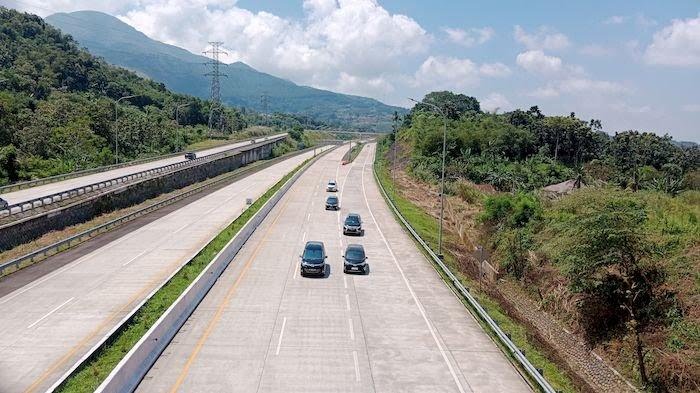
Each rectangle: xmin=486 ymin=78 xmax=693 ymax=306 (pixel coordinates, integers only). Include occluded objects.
xmin=6 ymin=0 xmax=700 ymax=141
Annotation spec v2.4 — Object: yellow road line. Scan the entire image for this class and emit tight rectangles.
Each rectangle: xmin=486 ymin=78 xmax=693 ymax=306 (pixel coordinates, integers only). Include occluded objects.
xmin=169 ymin=195 xmax=293 ymax=392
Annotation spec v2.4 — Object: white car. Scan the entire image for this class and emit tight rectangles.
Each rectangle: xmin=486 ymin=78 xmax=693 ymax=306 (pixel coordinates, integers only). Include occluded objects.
xmin=326 ymin=180 xmax=338 ymax=192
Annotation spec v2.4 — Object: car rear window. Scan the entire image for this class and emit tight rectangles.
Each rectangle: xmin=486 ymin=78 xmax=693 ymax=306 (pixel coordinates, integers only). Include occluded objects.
xmin=327 ymin=196 xmax=338 ymax=202
xmin=303 ymin=246 xmax=324 ymax=261
xmin=346 ymin=248 xmax=365 ymax=261
xmin=345 ymin=215 xmax=360 ymax=225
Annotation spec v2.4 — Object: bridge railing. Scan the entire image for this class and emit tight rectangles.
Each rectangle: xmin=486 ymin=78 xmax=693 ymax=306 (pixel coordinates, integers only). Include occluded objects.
xmin=0 ymin=135 xmax=287 ymax=221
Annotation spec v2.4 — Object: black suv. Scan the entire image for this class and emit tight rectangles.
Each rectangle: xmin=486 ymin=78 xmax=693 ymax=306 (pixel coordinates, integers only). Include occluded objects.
xmin=343 ymin=213 xmax=363 ymax=236
xmin=343 ymin=244 xmax=368 ymax=274
xmin=300 ymin=241 xmax=327 ymax=277
xmin=325 ymin=195 xmax=339 ymax=210
xmin=184 ymin=152 xmax=197 ymax=160
xmin=0 ymin=197 xmax=8 ymax=210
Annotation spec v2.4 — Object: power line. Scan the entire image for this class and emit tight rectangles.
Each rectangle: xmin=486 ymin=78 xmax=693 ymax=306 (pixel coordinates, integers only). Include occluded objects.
xmin=203 ymin=41 xmax=228 ymax=134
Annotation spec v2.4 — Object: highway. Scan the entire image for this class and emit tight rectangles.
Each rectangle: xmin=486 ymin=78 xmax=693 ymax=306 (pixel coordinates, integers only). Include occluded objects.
xmin=0 ymin=147 xmax=320 ymax=393
xmin=137 ymin=144 xmax=531 ymax=393
xmin=0 ymin=134 xmax=285 ymax=206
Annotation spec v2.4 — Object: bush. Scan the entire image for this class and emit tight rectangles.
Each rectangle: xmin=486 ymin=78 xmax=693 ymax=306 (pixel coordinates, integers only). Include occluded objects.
xmin=480 ymin=192 xmax=541 ymax=229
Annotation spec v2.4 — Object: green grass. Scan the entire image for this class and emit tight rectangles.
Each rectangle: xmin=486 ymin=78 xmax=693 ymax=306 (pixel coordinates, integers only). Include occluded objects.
xmin=374 ymin=137 xmax=578 ymax=393
xmin=56 ymin=157 xmax=313 ymax=392
xmin=346 ymin=142 xmax=365 ymax=163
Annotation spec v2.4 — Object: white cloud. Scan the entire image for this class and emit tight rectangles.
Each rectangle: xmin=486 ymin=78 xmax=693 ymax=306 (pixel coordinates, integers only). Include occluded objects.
xmin=645 ymin=13 xmax=700 ymax=66
xmin=443 ymin=26 xmax=494 ymax=47
xmin=480 ymin=93 xmax=512 ymax=113
xmin=516 ymin=50 xmax=562 ymax=74
xmin=106 ymin=0 xmax=432 ymax=99
xmin=479 ymin=62 xmax=511 ymax=77
xmin=514 ymin=25 xmax=570 ymax=50
xmin=412 ymin=56 xmax=509 ymax=90
xmin=604 ymin=14 xmax=657 ymax=27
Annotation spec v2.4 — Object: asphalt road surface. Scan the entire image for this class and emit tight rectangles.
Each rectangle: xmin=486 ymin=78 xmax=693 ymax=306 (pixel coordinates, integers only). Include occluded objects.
xmin=137 ymin=144 xmax=531 ymax=393
xmin=0 ymin=147 xmax=321 ymax=393
xmin=0 ymin=134 xmax=286 ymax=206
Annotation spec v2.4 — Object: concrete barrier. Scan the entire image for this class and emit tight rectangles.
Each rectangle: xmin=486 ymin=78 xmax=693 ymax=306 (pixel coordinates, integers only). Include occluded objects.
xmin=47 ymin=146 xmax=334 ymax=393
xmin=0 ymin=139 xmax=283 ymax=251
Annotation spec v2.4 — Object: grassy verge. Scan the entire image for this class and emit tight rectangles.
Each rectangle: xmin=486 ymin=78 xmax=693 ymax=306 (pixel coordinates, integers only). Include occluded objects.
xmin=343 ymin=142 xmax=365 ymax=164
xmin=56 ymin=156 xmax=314 ymax=392
xmin=374 ymin=138 xmax=577 ymax=393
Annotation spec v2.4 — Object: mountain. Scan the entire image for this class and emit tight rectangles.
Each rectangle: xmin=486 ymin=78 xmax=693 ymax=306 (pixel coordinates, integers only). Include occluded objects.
xmin=45 ymin=11 xmax=403 ymax=131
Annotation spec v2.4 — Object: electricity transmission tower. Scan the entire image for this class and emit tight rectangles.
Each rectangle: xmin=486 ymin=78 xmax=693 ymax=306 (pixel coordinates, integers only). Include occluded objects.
xmin=203 ymin=41 xmax=227 ymax=134
xmin=260 ymin=91 xmax=269 ymax=125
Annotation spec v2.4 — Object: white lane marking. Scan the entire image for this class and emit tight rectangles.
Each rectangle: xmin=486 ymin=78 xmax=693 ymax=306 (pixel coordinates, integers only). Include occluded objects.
xmin=359 ymin=148 xmax=467 ymax=393
xmin=307 ymin=212 xmax=311 ymax=221
xmin=275 ymin=317 xmax=287 ymax=355
xmin=302 ymin=232 xmax=306 ymax=242
xmin=343 ymin=276 xmax=348 ymax=289
xmin=28 ymin=297 xmax=74 ymax=328
xmin=1 ymin=181 xmax=260 ymax=305
xmin=345 ymin=293 xmax=351 ymax=311
xmin=353 ymin=350 xmax=361 ymax=382
xmin=122 ymin=250 xmax=148 ymax=267
xmin=348 ymin=318 xmax=355 ymax=341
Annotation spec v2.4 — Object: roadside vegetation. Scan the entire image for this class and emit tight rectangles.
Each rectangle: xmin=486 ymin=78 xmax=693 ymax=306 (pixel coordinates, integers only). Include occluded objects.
xmin=0 ymin=8 xmax=333 ymax=185
xmin=56 ymin=154 xmax=316 ymax=392
xmin=387 ymin=91 xmax=699 ymax=392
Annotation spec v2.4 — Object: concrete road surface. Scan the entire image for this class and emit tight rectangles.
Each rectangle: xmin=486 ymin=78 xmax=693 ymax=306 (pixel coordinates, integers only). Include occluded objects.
xmin=0 ymin=134 xmax=286 ymax=206
xmin=137 ymin=144 xmax=531 ymax=393
xmin=0 ymin=147 xmax=324 ymax=393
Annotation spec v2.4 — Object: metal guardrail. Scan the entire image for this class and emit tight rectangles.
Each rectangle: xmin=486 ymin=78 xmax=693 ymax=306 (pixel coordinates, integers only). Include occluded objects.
xmin=0 ymin=135 xmax=287 ymax=221
xmin=372 ymin=160 xmax=557 ymax=393
xmin=0 ymin=144 xmax=323 ymax=278
xmin=0 ymin=134 xmax=288 ymax=195
xmin=47 ymin=146 xmax=335 ymax=393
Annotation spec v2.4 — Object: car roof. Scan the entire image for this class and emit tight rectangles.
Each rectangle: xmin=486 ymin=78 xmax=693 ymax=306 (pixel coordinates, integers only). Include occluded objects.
xmin=328 ymin=180 xmax=336 ymax=183
xmin=346 ymin=243 xmax=364 ymax=251
xmin=305 ymin=241 xmax=324 ymax=248
xmin=347 ymin=213 xmax=360 ymax=218
xmin=327 ymin=195 xmax=338 ymax=199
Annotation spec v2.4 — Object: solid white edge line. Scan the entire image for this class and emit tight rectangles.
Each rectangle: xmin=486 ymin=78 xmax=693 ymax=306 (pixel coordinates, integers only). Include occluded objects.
xmin=28 ymin=297 xmax=75 ymax=329
xmin=359 ymin=146 xmax=467 ymax=393
xmin=275 ymin=317 xmax=287 ymax=355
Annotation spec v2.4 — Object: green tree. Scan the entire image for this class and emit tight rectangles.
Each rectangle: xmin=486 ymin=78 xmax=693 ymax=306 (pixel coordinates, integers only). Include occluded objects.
xmin=559 ymin=196 xmax=671 ymax=386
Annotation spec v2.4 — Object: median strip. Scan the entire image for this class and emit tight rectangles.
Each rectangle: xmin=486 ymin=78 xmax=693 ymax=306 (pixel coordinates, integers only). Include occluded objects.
xmin=54 ymin=148 xmax=331 ymax=392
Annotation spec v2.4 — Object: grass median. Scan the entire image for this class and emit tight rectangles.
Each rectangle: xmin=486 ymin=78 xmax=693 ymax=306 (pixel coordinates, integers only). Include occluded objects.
xmin=373 ymin=140 xmax=576 ymax=393
xmin=56 ymin=155 xmax=316 ymax=393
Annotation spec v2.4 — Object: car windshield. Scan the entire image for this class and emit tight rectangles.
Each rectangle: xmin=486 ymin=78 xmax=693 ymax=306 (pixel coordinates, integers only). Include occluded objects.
xmin=327 ymin=196 xmax=338 ymax=203
xmin=303 ymin=246 xmax=324 ymax=262
xmin=346 ymin=247 xmax=365 ymax=261
xmin=345 ymin=215 xmax=360 ymax=225
xmin=329 ymin=181 xmax=336 ymax=185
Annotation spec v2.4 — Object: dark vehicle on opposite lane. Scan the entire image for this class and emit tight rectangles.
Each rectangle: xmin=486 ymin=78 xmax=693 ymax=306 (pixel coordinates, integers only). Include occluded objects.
xmin=300 ymin=241 xmax=327 ymax=277
xmin=184 ymin=152 xmax=197 ymax=160
xmin=325 ymin=195 xmax=339 ymax=210
xmin=343 ymin=244 xmax=368 ymax=274
xmin=343 ymin=213 xmax=363 ymax=236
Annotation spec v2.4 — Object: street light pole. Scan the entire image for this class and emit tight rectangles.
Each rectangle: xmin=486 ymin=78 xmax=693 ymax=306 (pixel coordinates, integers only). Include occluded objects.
xmin=409 ymin=97 xmax=448 ymax=257
xmin=175 ymin=103 xmax=191 ymax=127
xmin=114 ymin=94 xmax=139 ymax=164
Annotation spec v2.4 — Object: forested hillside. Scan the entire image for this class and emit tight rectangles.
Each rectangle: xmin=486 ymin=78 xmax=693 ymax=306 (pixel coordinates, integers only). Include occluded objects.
xmin=45 ymin=10 xmax=404 ymax=131
xmin=0 ymin=7 xmax=251 ymax=184
xmin=387 ymin=91 xmax=699 ymax=391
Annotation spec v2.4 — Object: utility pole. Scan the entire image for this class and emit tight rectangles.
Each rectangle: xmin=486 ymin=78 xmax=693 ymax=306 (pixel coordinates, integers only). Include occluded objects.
xmin=203 ymin=41 xmax=228 ymax=135
xmin=114 ymin=94 xmax=140 ymax=164
xmin=260 ymin=92 xmax=269 ymax=126
xmin=409 ymin=97 xmax=448 ymax=258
